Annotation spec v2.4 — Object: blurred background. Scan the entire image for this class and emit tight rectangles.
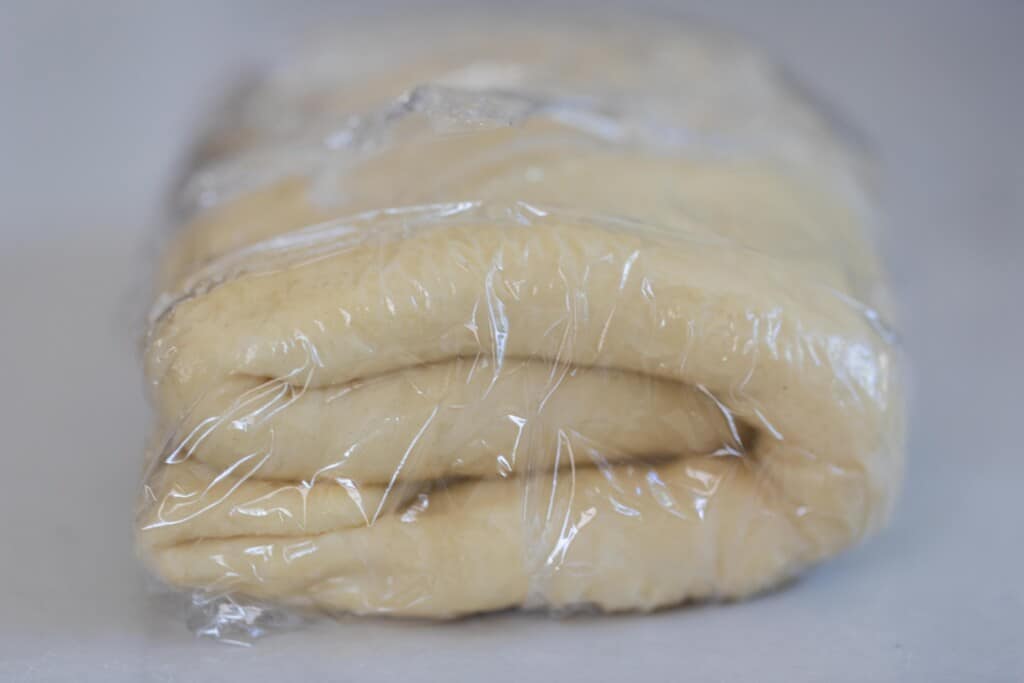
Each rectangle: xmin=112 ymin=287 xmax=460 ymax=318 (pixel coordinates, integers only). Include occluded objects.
xmin=1 ymin=2 xmax=1021 ymax=681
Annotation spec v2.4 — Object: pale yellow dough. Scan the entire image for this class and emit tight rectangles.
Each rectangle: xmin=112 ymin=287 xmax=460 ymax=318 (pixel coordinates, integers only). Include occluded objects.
xmin=137 ymin=28 xmax=903 ymax=618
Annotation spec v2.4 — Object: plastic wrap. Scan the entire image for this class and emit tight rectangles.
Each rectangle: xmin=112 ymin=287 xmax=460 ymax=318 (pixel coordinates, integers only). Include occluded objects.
xmin=136 ymin=17 xmax=905 ymax=640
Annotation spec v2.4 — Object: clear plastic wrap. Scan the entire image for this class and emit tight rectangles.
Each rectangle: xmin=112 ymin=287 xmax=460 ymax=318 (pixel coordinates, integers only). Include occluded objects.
xmin=136 ymin=17 xmax=905 ymax=640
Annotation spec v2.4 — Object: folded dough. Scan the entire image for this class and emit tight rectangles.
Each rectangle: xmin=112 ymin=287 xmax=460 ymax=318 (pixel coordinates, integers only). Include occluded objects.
xmin=137 ymin=23 xmax=903 ymax=619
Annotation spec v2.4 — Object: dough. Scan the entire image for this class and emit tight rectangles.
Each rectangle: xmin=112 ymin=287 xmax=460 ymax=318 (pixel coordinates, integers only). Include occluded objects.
xmin=137 ymin=21 xmax=904 ymax=618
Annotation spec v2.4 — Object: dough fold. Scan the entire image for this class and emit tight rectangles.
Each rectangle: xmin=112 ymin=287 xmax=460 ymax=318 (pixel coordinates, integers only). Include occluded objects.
xmin=136 ymin=23 xmax=903 ymax=618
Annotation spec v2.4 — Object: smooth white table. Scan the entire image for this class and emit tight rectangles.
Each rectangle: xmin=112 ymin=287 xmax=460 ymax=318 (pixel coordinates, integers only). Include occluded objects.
xmin=1 ymin=2 xmax=1021 ymax=681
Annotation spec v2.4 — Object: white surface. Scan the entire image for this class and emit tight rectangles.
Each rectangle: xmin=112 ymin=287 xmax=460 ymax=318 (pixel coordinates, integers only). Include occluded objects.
xmin=1 ymin=2 xmax=1022 ymax=681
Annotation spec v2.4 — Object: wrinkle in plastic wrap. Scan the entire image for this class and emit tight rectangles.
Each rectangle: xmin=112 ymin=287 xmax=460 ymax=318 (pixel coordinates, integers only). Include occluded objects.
xmin=136 ymin=18 xmax=905 ymax=642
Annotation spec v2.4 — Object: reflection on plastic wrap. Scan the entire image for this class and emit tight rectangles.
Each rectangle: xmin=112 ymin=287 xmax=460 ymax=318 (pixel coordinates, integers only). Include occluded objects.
xmin=136 ymin=17 xmax=904 ymax=641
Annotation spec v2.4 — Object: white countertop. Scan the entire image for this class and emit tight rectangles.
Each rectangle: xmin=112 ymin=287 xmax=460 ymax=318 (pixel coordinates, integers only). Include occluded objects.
xmin=1 ymin=2 xmax=1021 ymax=681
